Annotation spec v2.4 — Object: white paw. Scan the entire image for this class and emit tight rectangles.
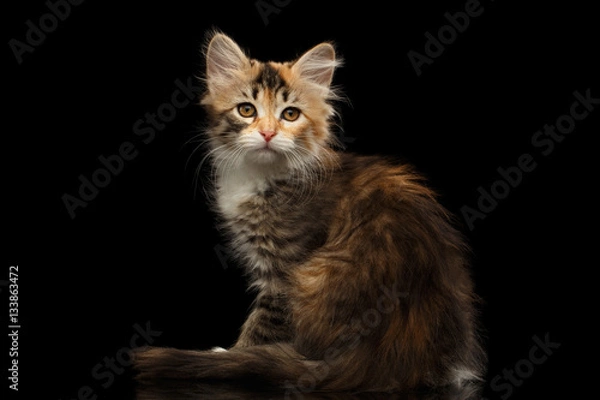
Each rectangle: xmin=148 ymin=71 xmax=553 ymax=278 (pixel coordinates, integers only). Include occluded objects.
xmin=211 ymin=346 xmax=228 ymax=353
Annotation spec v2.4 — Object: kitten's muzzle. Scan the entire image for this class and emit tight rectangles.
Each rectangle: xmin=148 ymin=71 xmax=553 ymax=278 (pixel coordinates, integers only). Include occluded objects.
xmin=259 ymin=130 xmax=277 ymax=142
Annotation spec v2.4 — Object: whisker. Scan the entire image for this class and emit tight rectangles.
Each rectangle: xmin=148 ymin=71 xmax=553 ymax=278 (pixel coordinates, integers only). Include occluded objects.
xmin=280 ymin=139 xmax=335 ymax=206
xmin=187 ymin=130 xmax=247 ymax=200
xmin=186 ymin=125 xmax=339 ymax=208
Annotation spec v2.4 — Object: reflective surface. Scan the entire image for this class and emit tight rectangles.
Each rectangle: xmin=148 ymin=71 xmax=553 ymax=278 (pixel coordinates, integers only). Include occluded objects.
xmin=136 ymin=381 xmax=483 ymax=400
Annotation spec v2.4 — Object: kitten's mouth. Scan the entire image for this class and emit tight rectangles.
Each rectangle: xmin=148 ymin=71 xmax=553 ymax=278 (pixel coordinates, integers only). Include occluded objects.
xmin=256 ymin=141 xmax=281 ymax=154
xmin=260 ymin=145 xmax=277 ymax=153
xmin=247 ymin=145 xmax=281 ymax=163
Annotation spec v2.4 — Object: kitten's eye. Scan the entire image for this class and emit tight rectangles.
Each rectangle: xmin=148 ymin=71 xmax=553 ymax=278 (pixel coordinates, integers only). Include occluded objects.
xmin=281 ymin=107 xmax=301 ymax=122
xmin=237 ymin=103 xmax=256 ymax=118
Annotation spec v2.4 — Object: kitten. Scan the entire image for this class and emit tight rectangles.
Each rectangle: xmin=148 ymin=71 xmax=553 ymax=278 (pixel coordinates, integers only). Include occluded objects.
xmin=134 ymin=31 xmax=486 ymax=394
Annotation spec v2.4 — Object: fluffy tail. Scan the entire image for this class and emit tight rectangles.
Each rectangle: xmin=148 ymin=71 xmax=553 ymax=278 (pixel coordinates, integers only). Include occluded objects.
xmin=133 ymin=344 xmax=485 ymax=399
xmin=133 ymin=343 xmax=330 ymax=392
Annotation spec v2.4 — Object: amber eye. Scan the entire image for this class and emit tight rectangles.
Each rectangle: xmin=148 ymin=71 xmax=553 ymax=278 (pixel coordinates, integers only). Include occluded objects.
xmin=237 ymin=103 xmax=256 ymax=118
xmin=281 ymin=107 xmax=301 ymax=122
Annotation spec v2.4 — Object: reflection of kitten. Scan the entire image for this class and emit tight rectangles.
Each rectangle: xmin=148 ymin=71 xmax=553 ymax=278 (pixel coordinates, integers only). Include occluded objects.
xmin=136 ymin=379 xmax=483 ymax=400
xmin=134 ymin=31 xmax=485 ymax=393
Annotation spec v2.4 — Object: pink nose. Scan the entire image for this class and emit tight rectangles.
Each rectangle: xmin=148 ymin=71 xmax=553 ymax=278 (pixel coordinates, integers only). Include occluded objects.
xmin=259 ymin=130 xmax=276 ymax=142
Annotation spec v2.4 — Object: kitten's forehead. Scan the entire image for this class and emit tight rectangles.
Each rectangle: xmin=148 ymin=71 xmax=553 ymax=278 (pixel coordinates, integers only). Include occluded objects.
xmin=249 ymin=61 xmax=292 ymax=101
xmin=254 ymin=62 xmax=283 ymax=89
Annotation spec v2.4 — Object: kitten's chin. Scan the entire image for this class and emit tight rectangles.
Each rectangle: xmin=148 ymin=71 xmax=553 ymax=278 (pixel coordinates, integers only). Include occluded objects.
xmin=245 ymin=148 xmax=284 ymax=165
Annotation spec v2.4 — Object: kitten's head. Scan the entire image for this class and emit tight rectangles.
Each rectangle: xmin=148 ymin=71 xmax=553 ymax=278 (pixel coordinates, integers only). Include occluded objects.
xmin=200 ymin=32 xmax=341 ymax=176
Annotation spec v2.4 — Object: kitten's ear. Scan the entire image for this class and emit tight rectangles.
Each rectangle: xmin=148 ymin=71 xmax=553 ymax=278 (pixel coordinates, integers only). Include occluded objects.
xmin=292 ymin=43 xmax=339 ymax=89
xmin=205 ymin=33 xmax=250 ymax=91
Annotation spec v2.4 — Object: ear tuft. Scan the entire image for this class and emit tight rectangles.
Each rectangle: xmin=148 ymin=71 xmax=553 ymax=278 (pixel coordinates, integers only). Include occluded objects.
xmin=292 ymin=43 xmax=340 ymax=89
xmin=204 ymin=32 xmax=250 ymax=91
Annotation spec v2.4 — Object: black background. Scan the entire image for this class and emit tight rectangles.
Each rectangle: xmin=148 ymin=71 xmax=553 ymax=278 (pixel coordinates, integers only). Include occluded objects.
xmin=3 ymin=0 xmax=597 ymax=399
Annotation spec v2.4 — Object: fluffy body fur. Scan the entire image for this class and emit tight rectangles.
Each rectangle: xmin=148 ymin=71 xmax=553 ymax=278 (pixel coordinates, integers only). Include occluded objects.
xmin=134 ymin=32 xmax=485 ymax=395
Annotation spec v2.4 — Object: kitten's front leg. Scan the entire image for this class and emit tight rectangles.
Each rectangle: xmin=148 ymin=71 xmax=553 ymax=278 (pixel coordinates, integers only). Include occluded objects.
xmin=234 ymin=292 xmax=292 ymax=348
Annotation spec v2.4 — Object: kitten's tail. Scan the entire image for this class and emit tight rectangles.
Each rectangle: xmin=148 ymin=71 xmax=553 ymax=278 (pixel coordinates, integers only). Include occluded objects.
xmin=133 ymin=344 xmax=339 ymax=393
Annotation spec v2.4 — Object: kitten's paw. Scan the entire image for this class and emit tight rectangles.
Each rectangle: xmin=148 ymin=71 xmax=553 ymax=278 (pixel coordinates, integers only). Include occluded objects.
xmin=211 ymin=346 xmax=228 ymax=353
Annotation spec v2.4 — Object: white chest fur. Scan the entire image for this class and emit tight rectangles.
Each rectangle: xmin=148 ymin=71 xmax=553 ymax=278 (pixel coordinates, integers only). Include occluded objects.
xmin=214 ymin=161 xmax=295 ymax=284
xmin=216 ymin=165 xmax=271 ymax=220
xmin=214 ymin=155 xmax=293 ymax=219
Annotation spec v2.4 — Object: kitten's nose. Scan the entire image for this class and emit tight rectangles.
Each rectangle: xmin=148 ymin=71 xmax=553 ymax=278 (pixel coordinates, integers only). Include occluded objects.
xmin=259 ymin=130 xmax=276 ymax=142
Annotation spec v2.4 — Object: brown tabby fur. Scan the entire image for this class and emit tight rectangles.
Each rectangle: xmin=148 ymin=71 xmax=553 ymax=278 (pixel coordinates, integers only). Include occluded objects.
xmin=133 ymin=31 xmax=486 ymax=395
